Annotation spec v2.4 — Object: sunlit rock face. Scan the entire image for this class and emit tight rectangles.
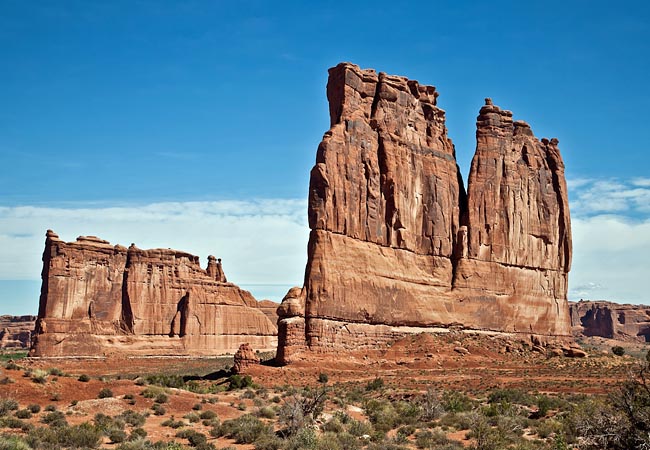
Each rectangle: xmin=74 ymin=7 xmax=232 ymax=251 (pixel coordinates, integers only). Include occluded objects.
xmin=30 ymin=230 xmax=277 ymax=357
xmin=277 ymin=63 xmax=572 ymax=363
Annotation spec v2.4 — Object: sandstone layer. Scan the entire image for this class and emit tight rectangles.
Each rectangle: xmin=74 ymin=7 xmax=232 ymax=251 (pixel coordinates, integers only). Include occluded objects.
xmin=30 ymin=231 xmax=277 ymax=357
xmin=569 ymin=300 xmax=650 ymax=343
xmin=277 ymin=63 xmax=572 ymax=363
xmin=0 ymin=315 xmax=36 ymax=350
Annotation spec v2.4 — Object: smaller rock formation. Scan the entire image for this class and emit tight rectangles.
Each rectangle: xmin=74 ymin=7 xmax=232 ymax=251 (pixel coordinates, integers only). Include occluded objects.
xmin=31 ymin=231 xmax=277 ymax=357
xmin=232 ymin=343 xmax=260 ymax=374
xmin=0 ymin=315 xmax=36 ymax=349
xmin=569 ymin=300 xmax=650 ymax=342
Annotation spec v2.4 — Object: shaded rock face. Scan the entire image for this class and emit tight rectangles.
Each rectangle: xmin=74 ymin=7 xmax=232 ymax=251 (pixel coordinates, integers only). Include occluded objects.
xmin=569 ymin=301 xmax=650 ymax=343
xmin=0 ymin=315 xmax=36 ymax=349
xmin=277 ymin=63 xmax=572 ymax=363
xmin=31 ymin=231 xmax=277 ymax=357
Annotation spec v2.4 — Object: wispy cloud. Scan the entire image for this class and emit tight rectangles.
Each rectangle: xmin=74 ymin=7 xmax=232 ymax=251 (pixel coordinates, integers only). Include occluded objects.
xmin=567 ymin=177 xmax=650 ymax=304
xmin=0 ymin=199 xmax=309 ymax=295
xmin=569 ymin=177 xmax=650 ymax=216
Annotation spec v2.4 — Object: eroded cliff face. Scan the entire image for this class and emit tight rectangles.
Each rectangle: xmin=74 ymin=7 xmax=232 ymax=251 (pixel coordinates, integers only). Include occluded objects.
xmin=569 ymin=301 xmax=650 ymax=342
xmin=0 ymin=315 xmax=36 ymax=350
xmin=277 ymin=63 xmax=572 ymax=363
xmin=31 ymin=231 xmax=277 ymax=357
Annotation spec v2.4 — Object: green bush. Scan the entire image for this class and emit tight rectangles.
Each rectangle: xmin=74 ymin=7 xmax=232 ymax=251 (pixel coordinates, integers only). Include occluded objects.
xmin=98 ymin=387 xmax=114 ymax=398
xmin=109 ymin=428 xmax=128 ymax=443
xmin=0 ymin=398 xmax=19 ymax=415
xmin=41 ymin=410 xmax=68 ymax=427
xmin=154 ymin=392 xmax=169 ymax=404
xmin=318 ymin=373 xmax=329 ymax=383
xmin=612 ymin=346 xmax=625 ymax=356
xmin=48 ymin=367 xmax=64 ymax=376
xmin=365 ymin=377 xmax=385 ymax=391
xmin=119 ymin=410 xmax=147 ymax=427
xmin=28 ymin=404 xmax=41 ymax=414
xmin=199 ymin=409 xmax=216 ymax=420
xmin=0 ymin=435 xmax=31 ymax=450
xmin=15 ymin=409 xmax=32 ymax=419
xmin=152 ymin=403 xmax=166 ymax=416
xmin=78 ymin=374 xmax=91 ymax=382
xmin=217 ymin=414 xmax=272 ymax=444
xmin=228 ymin=374 xmax=253 ymax=390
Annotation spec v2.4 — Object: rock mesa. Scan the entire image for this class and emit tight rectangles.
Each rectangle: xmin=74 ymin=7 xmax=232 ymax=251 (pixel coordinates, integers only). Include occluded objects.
xmin=277 ymin=63 xmax=572 ymax=363
xmin=30 ymin=231 xmax=277 ymax=357
xmin=569 ymin=300 xmax=650 ymax=343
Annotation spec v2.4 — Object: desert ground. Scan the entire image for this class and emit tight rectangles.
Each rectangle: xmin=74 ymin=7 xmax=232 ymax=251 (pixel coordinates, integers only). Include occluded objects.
xmin=1 ymin=333 xmax=648 ymax=450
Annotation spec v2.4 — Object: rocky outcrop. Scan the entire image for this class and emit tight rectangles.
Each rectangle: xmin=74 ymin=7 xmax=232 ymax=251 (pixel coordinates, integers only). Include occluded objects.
xmin=0 ymin=315 xmax=36 ymax=349
xmin=569 ymin=300 xmax=650 ymax=342
xmin=277 ymin=63 xmax=572 ymax=363
xmin=232 ymin=343 xmax=260 ymax=374
xmin=257 ymin=300 xmax=280 ymax=325
xmin=30 ymin=231 xmax=277 ymax=357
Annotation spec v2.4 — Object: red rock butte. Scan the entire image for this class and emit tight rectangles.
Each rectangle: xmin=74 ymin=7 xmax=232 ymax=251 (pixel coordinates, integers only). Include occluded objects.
xmin=276 ymin=62 xmax=572 ymax=363
xmin=30 ymin=231 xmax=277 ymax=357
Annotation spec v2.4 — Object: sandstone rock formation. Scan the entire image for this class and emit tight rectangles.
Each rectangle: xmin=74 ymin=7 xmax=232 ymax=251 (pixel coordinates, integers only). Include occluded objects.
xmin=277 ymin=63 xmax=572 ymax=363
xmin=0 ymin=315 xmax=36 ymax=349
xmin=30 ymin=231 xmax=277 ymax=357
xmin=569 ymin=300 xmax=650 ymax=343
xmin=232 ymin=343 xmax=260 ymax=374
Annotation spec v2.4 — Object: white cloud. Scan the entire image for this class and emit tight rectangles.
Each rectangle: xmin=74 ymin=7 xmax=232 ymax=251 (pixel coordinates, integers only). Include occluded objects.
xmin=569 ymin=215 xmax=650 ymax=304
xmin=569 ymin=177 xmax=650 ymax=216
xmin=0 ymin=199 xmax=309 ymax=298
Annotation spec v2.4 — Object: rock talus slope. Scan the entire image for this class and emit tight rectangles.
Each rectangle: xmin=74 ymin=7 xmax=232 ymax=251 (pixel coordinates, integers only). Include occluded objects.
xmin=31 ymin=231 xmax=277 ymax=357
xmin=277 ymin=63 xmax=572 ymax=363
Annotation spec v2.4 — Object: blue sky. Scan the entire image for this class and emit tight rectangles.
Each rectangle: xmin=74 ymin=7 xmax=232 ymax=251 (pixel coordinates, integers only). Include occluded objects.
xmin=1 ymin=0 xmax=649 ymax=314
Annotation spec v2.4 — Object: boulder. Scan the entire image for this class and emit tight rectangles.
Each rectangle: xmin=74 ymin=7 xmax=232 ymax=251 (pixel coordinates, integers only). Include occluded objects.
xmin=232 ymin=343 xmax=260 ymax=374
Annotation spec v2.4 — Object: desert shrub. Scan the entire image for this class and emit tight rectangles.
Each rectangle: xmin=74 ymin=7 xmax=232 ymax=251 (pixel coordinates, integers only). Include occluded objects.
xmin=142 ymin=386 xmax=167 ymax=398
xmin=154 ymin=392 xmax=169 ymax=404
xmin=334 ymin=432 xmax=361 ymax=450
xmin=43 ymin=404 xmax=56 ymax=412
xmin=241 ymin=389 xmax=256 ymax=399
xmin=318 ymin=373 xmax=329 ymax=384
xmin=98 ymin=387 xmax=114 ymax=398
xmin=442 ymin=391 xmax=474 ymax=413
xmin=78 ymin=374 xmax=90 ymax=382
xmin=130 ymin=427 xmax=147 ymax=440
xmin=145 ymin=374 xmax=185 ymax=388
xmin=15 ymin=409 xmax=32 ymax=419
xmin=253 ymin=433 xmax=284 ymax=450
xmin=27 ymin=422 xmax=102 ymax=449
xmin=162 ymin=417 xmax=186 ymax=428
xmin=110 ymin=428 xmax=128 ymax=443
xmin=41 ymin=410 xmax=67 ymax=427
xmin=419 ymin=388 xmax=444 ymax=421
xmin=217 ymin=414 xmax=272 ymax=444
xmin=48 ymin=367 xmax=64 ymax=376
xmin=283 ymin=427 xmax=318 ymax=450
xmin=346 ymin=418 xmax=373 ymax=437
xmin=612 ymin=346 xmax=626 ymax=356
xmin=0 ymin=434 xmax=31 ymax=450
xmin=0 ymin=398 xmax=18 ymax=416
xmin=279 ymin=387 xmax=329 ymax=435
xmin=199 ymin=409 xmax=216 ymax=420
xmin=119 ymin=410 xmax=147 ymax=427
xmin=184 ymin=412 xmax=200 ymax=423
xmin=0 ymin=416 xmax=27 ymax=430
xmin=152 ymin=403 xmax=166 ymax=416
xmin=364 ymin=399 xmax=399 ymax=432
xmin=176 ymin=429 xmax=209 ymax=447
xmin=227 ymin=374 xmax=253 ymax=390
xmin=365 ymin=377 xmax=385 ymax=391
xmin=31 ymin=369 xmax=48 ymax=384
xmin=28 ymin=404 xmax=41 ymax=414
xmin=255 ymin=406 xmax=276 ymax=419
xmin=4 ymin=362 xmax=20 ymax=371
xmin=488 ymin=388 xmax=532 ymax=406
